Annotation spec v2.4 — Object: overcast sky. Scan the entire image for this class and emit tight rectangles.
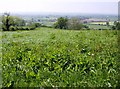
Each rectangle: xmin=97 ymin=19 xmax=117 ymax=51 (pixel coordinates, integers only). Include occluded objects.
xmin=0 ymin=0 xmax=119 ymax=15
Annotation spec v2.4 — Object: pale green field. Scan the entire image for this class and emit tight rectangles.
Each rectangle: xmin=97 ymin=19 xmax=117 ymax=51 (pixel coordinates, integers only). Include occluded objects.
xmin=87 ymin=24 xmax=110 ymax=29
xmin=89 ymin=21 xmax=114 ymax=25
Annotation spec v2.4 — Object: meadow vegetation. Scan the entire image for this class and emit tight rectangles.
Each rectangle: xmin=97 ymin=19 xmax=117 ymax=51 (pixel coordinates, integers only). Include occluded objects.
xmin=1 ymin=13 xmax=120 ymax=87
xmin=2 ymin=27 xmax=119 ymax=87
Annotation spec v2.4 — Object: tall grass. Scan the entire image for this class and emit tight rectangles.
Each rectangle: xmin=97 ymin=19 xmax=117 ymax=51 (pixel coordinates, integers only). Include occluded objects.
xmin=2 ymin=27 xmax=119 ymax=87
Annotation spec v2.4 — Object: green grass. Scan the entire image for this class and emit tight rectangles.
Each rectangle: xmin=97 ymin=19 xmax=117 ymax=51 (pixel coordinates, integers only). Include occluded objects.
xmin=2 ymin=27 xmax=119 ymax=87
xmin=0 ymin=31 xmax=2 ymax=88
xmin=87 ymin=21 xmax=114 ymax=30
xmin=87 ymin=24 xmax=110 ymax=29
xmin=89 ymin=22 xmax=114 ymax=26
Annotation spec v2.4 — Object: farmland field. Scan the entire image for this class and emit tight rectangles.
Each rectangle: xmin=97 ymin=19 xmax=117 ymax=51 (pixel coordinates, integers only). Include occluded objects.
xmin=2 ymin=27 xmax=119 ymax=87
xmin=86 ymin=24 xmax=110 ymax=30
xmin=89 ymin=22 xmax=114 ymax=26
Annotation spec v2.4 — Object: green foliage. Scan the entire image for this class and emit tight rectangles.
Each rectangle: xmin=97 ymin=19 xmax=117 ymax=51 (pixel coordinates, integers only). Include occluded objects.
xmin=30 ymin=23 xmax=41 ymax=28
xmin=111 ymin=26 xmax=116 ymax=30
xmin=67 ymin=17 xmax=83 ymax=30
xmin=1 ymin=13 xmax=39 ymax=31
xmin=12 ymin=17 xmax=25 ymax=26
xmin=54 ymin=17 xmax=68 ymax=29
xmin=2 ymin=28 xmax=119 ymax=87
xmin=114 ymin=21 xmax=117 ymax=26
xmin=54 ymin=17 xmax=84 ymax=30
xmin=2 ymin=13 xmax=13 ymax=31
xmin=9 ymin=26 xmax=16 ymax=31
xmin=115 ymin=22 xmax=120 ymax=30
xmin=2 ymin=13 xmax=25 ymax=31
xmin=87 ymin=24 xmax=110 ymax=30
xmin=111 ymin=22 xmax=120 ymax=30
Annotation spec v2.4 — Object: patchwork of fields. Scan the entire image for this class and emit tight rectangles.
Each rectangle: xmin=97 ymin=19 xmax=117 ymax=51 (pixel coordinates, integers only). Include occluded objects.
xmin=2 ymin=28 xmax=119 ymax=87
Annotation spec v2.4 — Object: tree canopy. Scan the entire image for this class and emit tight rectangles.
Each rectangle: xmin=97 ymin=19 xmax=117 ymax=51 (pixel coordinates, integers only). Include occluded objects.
xmin=67 ymin=17 xmax=83 ymax=30
xmin=54 ymin=17 xmax=68 ymax=29
xmin=2 ymin=13 xmax=25 ymax=31
xmin=1 ymin=13 xmax=41 ymax=31
xmin=54 ymin=17 xmax=84 ymax=30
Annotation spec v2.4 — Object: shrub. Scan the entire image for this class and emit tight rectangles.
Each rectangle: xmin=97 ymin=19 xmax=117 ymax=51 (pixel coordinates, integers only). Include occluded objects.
xmin=111 ymin=26 xmax=116 ymax=30
xmin=10 ymin=26 xmax=15 ymax=31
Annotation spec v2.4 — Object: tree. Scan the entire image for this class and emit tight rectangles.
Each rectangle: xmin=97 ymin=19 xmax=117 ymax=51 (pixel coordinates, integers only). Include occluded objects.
xmin=2 ymin=13 xmax=26 ymax=31
xmin=2 ymin=13 xmax=12 ymax=31
xmin=30 ymin=23 xmax=41 ymax=29
xmin=111 ymin=26 xmax=116 ymax=30
xmin=54 ymin=17 xmax=68 ymax=29
xmin=111 ymin=22 xmax=120 ymax=30
xmin=116 ymin=22 xmax=120 ymax=30
xmin=13 ymin=16 xmax=25 ymax=26
xmin=67 ymin=17 xmax=83 ymax=30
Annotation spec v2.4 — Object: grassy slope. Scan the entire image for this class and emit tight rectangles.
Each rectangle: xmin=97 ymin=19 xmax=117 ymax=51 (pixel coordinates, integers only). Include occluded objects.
xmin=2 ymin=27 xmax=119 ymax=87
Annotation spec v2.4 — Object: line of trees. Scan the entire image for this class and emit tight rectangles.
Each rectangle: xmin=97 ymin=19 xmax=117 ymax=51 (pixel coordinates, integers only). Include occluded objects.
xmin=2 ymin=13 xmax=41 ymax=31
xmin=54 ymin=17 xmax=89 ymax=30
xmin=54 ymin=17 xmax=120 ymax=30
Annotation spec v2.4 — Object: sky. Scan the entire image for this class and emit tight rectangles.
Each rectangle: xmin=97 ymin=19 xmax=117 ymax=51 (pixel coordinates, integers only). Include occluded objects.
xmin=0 ymin=0 xmax=119 ymax=15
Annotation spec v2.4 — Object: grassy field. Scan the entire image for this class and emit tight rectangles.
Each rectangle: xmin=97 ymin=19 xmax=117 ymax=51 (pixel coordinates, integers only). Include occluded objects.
xmin=87 ymin=24 xmax=110 ymax=30
xmin=87 ymin=21 xmax=114 ymax=30
xmin=2 ymin=27 xmax=119 ymax=87
xmin=89 ymin=22 xmax=114 ymax=26
xmin=0 ymin=31 xmax=2 ymax=88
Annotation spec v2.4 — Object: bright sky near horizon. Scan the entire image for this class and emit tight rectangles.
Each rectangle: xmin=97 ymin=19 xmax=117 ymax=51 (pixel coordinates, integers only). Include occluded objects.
xmin=0 ymin=0 xmax=119 ymax=15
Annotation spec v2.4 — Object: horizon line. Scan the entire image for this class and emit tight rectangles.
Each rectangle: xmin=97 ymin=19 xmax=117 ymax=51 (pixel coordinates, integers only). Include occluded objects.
xmin=0 ymin=11 xmax=118 ymax=16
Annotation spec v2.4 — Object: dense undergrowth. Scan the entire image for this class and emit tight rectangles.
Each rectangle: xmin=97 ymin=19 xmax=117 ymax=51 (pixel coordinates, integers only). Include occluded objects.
xmin=2 ymin=27 xmax=119 ymax=87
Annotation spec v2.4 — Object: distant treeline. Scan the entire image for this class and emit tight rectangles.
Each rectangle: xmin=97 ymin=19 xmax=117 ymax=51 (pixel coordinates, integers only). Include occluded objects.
xmin=53 ymin=17 xmax=120 ymax=30
xmin=1 ymin=13 xmax=120 ymax=31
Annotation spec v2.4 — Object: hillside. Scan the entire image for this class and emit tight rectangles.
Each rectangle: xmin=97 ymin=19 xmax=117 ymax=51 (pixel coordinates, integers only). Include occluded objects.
xmin=2 ymin=27 xmax=119 ymax=87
